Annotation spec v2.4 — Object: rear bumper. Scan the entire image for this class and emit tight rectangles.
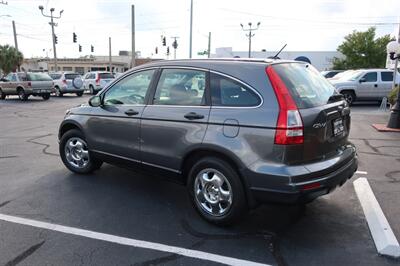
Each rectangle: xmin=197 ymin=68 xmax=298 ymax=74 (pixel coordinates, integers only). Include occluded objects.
xmin=242 ymin=144 xmax=358 ymax=204
xmin=27 ymin=88 xmax=53 ymax=95
xmin=60 ymin=88 xmax=84 ymax=93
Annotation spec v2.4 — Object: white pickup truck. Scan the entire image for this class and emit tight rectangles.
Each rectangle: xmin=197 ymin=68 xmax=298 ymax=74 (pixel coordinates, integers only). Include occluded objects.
xmin=330 ymin=68 xmax=400 ymax=105
xmin=0 ymin=72 xmax=53 ymax=101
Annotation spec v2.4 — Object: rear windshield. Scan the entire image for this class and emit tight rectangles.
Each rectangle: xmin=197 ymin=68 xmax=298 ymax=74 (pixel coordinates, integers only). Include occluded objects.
xmin=272 ymin=63 xmax=337 ymax=108
xmin=65 ymin=73 xmax=80 ymax=80
xmin=27 ymin=73 xmax=52 ymax=81
xmin=99 ymin=73 xmax=114 ymax=79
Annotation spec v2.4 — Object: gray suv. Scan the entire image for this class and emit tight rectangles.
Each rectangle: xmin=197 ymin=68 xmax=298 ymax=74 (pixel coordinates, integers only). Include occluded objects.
xmin=59 ymin=59 xmax=358 ymax=225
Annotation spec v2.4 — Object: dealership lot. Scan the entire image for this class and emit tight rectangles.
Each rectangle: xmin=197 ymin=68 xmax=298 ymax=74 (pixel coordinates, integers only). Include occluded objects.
xmin=0 ymin=95 xmax=399 ymax=265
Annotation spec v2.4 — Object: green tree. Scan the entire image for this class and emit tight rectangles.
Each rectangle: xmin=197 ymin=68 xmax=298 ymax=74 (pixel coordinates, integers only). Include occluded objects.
xmin=332 ymin=27 xmax=394 ymax=70
xmin=0 ymin=45 xmax=24 ymax=75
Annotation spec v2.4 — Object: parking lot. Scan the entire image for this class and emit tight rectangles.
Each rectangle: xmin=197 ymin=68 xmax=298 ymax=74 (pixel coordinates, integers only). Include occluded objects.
xmin=0 ymin=95 xmax=399 ymax=266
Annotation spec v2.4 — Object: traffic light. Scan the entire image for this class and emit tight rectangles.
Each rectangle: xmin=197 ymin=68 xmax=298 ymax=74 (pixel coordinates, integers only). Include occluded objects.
xmin=162 ymin=36 xmax=166 ymax=46
xmin=73 ymin=32 xmax=77 ymax=43
xmin=91 ymin=45 xmax=94 ymax=52
xmin=54 ymin=34 xmax=58 ymax=44
xmin=155 ymin=47 xmax=158 ymax=54
xmin=172 ymin=39 xmax=178 ymax=49
xmin=79 ymin=45 xmax=82 ymax=52
xmin=166 ymin=46 xmax=170 ymax=55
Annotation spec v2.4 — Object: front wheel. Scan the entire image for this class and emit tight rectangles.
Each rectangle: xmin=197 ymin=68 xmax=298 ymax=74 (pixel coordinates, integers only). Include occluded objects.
xmin=0 ymin=89 xmax=5 ymax=100
xmin=18 ymin=89 xmax=28 ymax=101
xmin=42 ymin=93 xmax=50 ymax=100
xmin=342 ymin=91 xmax=355 ymax=105
xmin=59 ymin=129 xmax=103 ymax=174
xmin=55 ymin=87 xmax=63 ymax=97
xmin=187 ymin=157 xmax=248 ymax=226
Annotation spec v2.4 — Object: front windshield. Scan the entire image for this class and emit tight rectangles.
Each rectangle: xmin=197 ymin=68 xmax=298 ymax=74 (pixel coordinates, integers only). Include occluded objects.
xmin=344 ymin=70 xmax=364 ymax=81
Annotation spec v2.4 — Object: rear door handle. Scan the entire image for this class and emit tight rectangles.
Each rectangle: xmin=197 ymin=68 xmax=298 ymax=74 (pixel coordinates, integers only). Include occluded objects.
xmin=184 ymin=112 xmax=204 ymax=120
xmin=125 ymin=109 xmax=139 ymax=116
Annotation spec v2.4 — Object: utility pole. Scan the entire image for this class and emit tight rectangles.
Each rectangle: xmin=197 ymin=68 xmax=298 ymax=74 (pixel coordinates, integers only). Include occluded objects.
xmin=38 ymin=5 xmax=63 ymax=72
xmin=109 ymin=37 xmax=112 ymax=72
xmin=387 ymin=21 xmax=400 ymax=128
xmin=0 ymin=0 xmax=8 ymax=5
xmin=240 ymin=22 xmax=261 ymax=58
xmin=171 ymin=36 xmax=179 ymax=59
xmin=131 ymin=5 xmax=136 ymax=68
xmin=12 ymin=20 xmax=20 ymax=71
xmin=189 ymin=0 xmax=193 ymax=58
xmin=207 ymin=32 xmax=211 ymax=58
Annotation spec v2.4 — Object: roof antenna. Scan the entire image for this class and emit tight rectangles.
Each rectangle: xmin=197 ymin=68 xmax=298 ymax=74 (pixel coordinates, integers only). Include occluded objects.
xmin=271 ymin=44 xmax=287 ymax=59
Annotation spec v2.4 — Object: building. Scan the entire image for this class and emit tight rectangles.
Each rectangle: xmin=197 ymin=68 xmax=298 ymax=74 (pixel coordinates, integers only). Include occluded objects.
xmin=211 ymin=47 xmax=344 ymax=71
xmin=21 ymin=51 xmax=161 ymax=74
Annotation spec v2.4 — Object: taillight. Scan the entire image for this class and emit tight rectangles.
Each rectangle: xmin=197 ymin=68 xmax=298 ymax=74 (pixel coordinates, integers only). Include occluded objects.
xmin=27 ymin=82 xmax=32 ymax=87
xmin=62 ymin=79 xmax=67 ymax=85
xmin=266 ymin=65 xmax=304 ymax=145
xmin=95 ymin=75 xmax=100 ymax=85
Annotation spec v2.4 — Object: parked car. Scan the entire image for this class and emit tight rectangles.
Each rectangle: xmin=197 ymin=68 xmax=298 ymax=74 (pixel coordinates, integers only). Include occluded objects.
xmin=321 ymin=70 xmax=343 ymax=79
xmin=330 ymin=68 xmax=400 ymax=105
xmin=82 ymin=71 xmax=114 ymax=95
xmin=49 ymin=72 xmax=84 ymax=97
xmin=0 ymin=72 xmax=53 ymax=101
xmin=58 ymin=59 xmax=358 ymax=225
xmin=327 ymin=70 xmax=356 ymax=81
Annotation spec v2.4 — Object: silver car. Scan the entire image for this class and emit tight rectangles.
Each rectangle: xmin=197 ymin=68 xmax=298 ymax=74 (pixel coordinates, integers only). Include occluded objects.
xmin=330 ymin=68 xmax=400 ymax=104
xmin=82 ymin=71 xmax=115 ymax=95
xmin=49 ymin=72 xmax=84 ymax=97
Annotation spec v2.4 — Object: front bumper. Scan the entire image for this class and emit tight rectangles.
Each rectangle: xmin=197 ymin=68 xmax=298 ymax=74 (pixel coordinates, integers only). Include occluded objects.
xmin=243 ymin=144 xmax=358 ymax=204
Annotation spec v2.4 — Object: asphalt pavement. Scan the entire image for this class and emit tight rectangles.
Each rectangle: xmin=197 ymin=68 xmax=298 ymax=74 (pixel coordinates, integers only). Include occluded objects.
xmin=0 ymin=95 xmax=399 ymax=266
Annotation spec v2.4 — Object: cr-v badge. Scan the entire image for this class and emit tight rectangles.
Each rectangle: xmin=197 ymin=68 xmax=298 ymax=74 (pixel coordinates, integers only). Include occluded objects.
xmin=313 ymin=122 xmax=326 ymax=129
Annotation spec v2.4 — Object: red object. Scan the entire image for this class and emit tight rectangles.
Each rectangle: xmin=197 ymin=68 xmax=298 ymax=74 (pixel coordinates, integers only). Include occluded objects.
xmin=95 ymin=75 xmax=100 ymax=86
xmin=62 ymin=79 xmax=67 ymax=85
xmin=27 ymin=82 xmax=32 ymax=87
xmin=372 ymin=124 xmax=400 ymax=132
xmin=266 ymin=66 xmax=304 ymax=144
xmin=302 ymin=182 xmax=321 ymax=191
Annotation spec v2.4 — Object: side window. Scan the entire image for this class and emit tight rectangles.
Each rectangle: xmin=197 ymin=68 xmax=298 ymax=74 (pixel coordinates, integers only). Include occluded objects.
xmin=153 ymin=69 xmax=206 ymax=106
xmin=381 ymin=72 xmax=393 ymax=82
xmin=103 ymin=69 xmax=155 ymax=105
xmin=90 ymin=73 xmax=96 ymax=79
xmin=210 ymin=73 xmax=261 ymax=107
xmin=5 ymin=73 xmax=13 ymax=80
xmin=362 ymin=72 xmax=377 ymax=82
xmin=10 ymin=74 xmax=17 ymax=82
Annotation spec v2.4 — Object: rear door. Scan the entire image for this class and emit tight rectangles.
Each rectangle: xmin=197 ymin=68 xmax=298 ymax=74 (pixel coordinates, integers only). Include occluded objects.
xmin=140 ymin=68 xmax=210 ymax=172
xmin=65 ymin=73 xmax=81 ymax=89
xmin=380 ymin=71 xmax=395 ymax=98
xmin=270 ymin=63 xmax=351 ymax=165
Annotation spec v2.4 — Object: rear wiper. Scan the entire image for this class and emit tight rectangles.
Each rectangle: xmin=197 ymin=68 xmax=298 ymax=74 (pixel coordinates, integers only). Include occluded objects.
xmin=328 ymin=94 xmax=344 ymax=103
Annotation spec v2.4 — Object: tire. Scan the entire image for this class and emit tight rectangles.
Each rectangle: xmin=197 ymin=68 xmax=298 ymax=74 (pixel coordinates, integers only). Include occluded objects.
xmin=42 ymin=93 xmax=50 ymax=100
xmin=76 ymin=91 xmax=83 ymax=97
xmin=342 ymin=91 xmax=355 ymax=105
xmin=0 ymin=89 xmax=5 ymax=100
xmin=187 ymin=157 xmax=248 ymax=226
xmin=18 ymin=88 xmax=28 ymax=101
xmin=89 ymin=85 xmax=96 ymax=95
xmin=59 ymin=129 xmax=103 ymax=174
xmin=55 ymin=87 xmax=63 ymax=97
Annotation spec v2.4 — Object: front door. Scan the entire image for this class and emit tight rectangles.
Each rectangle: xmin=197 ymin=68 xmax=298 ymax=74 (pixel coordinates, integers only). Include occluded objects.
xmin=358 ymin=72 xmax=378 ymax=99
xmin=85 ymin=69 xmax=156 ymax=162
xmin=140 ymin=68 xmax=210 ymax=172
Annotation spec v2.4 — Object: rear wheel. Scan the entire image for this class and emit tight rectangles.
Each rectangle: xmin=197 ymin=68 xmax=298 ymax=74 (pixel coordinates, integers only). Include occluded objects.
xmin=0 ymin=89 xmax=5 ymax=100
xmin=18 ymin=88 xmax=28 ymax=101
xmin=42 ymin=93 xmax=50 ymax=100
xmin=76 ymin=91 xmax=83 ymax=97
xmin=89 ymin=85 xmax=96 ymax=95
xmin=55 ymin=87 xmax=63 ymax=97
xmin=342 ymin=91 xmax=355 ymax=105
xmin=59 ymin=129 xmax=103 ymax=174
xmin=187 ymin=157 xmax=247 ymax=226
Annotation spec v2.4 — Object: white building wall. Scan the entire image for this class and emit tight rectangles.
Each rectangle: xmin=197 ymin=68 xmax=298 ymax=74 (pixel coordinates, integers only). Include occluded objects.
xmin=211 ymin=47 xmax=344 ymax=71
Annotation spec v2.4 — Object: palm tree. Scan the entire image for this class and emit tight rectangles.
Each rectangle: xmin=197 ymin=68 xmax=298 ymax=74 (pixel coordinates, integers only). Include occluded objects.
xmin=0 ymin=45 xmax=24 ymax=75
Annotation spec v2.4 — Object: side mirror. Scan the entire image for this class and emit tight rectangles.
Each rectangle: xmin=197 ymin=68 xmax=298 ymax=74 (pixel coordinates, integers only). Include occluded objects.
xmin=89 ymin=95 xmax=102 ymax=107
xmin=359 ymin=78 xmax=366 ymax=83
xmin=0 ymin=78 xmax=8 ymax=82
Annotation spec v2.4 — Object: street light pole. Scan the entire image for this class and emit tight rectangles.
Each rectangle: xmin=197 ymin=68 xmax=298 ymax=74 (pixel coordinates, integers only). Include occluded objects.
xmin=386 ymin=23 xmax=400 ymax=129
xmin=189 ymin=0 xmax=193 ymax=58
xmin=38 ymin=6 xmax=63 ymax=72
xmin=241 ymin=22 xmax=261 ymax=58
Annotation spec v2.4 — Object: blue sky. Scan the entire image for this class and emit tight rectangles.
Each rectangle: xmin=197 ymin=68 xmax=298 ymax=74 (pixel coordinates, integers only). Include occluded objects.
xmin=0 ymin=0 xmax=399 ymax=59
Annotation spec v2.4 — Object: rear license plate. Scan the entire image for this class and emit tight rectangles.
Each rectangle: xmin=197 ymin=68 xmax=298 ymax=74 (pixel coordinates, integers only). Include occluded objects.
xmin=333 ymin=118 xmax=345 ymax=136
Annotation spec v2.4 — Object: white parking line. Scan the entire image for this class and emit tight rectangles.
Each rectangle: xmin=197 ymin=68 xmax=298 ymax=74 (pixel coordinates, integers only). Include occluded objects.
xmin=353 ymin=177 xmax=400 ymax=258
xmin=355 ymin=171 xmax=368 ymax=175
xmin=0 ymin=213 xmax=270 ymax=266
